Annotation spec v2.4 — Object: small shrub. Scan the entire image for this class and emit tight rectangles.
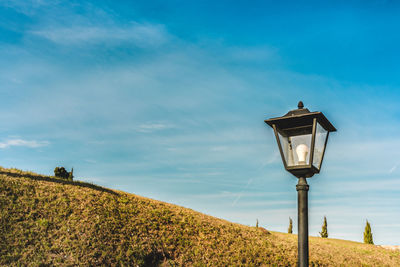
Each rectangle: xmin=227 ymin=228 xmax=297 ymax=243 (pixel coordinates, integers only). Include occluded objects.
xmin=54 ymin=167 xmax=73 ymax=181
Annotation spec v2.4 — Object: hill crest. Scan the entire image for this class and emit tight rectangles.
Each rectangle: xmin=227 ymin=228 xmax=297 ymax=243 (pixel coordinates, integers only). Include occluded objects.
xmin=1 ymin=167 xmax=399 ymax=266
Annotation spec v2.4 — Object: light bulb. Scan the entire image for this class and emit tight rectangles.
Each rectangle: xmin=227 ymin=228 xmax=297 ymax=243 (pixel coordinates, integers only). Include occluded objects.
xmin=296 ymin=144 xmax=309 ymax=165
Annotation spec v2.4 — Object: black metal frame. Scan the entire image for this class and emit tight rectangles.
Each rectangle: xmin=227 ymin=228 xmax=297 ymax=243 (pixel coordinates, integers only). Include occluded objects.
xmin=265 ymin=102 xmax=336 ymax=178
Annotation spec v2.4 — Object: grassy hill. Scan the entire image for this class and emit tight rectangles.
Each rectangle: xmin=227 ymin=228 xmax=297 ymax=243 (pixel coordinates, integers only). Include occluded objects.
xmin=1 ymin=167 xmax=399 ymax=266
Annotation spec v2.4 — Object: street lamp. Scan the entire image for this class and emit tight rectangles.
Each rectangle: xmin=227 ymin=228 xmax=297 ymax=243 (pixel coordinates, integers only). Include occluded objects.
xmin=265 ymin=101 xmax=336 ymax=267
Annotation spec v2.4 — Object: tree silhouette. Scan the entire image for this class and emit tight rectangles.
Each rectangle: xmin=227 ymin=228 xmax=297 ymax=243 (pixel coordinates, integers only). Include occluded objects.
xmin=319 ymin=216 xmax=328 ymax=238
xmin=288 ymin=217 xmax=293 ymax=234
xmin=364 ymin=220 xmax=374 ymax=244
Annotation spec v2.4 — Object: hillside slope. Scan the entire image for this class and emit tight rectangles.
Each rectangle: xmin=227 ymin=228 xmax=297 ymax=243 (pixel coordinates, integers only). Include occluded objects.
xmin=1 ymin=167 xmax=399 ymax=266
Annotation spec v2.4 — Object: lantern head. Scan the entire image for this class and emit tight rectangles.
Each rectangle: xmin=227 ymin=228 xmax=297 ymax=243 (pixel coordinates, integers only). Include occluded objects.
xmin=265 ymin=101 xmax=336 ymax=178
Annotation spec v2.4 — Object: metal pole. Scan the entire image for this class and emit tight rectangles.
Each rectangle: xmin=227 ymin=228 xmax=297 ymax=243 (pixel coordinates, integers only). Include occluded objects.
xmin=296 ymin=177 xmax=309 ymax=267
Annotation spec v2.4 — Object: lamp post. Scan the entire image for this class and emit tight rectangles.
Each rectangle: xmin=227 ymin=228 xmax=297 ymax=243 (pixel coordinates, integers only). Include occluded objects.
xmin=265 ymin=101 xmax=336 ymax=267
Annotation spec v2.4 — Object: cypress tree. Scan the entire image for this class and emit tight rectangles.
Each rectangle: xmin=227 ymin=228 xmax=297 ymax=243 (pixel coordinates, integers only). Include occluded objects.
xmin=256 ymin=219 xmax=258 ymax=228
xmin=68 ymin=167 xmax=74 ymax=181
xmin=364 ymin=220 xmax=374 ymax=244
xmin=288 ymin=217 xmax=293 ymax=234
xmin=319 ymin=216 xmax=328 ymax=238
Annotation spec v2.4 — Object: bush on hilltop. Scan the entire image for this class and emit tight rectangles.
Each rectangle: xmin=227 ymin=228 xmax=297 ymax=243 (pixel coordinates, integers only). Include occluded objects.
xmin=54 ymin=167 xmax=73 ymax=181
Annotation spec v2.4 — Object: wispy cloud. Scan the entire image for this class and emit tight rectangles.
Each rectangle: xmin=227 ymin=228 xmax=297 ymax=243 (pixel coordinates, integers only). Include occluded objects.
xmin=0 ymin=139 xmax=49 ymax=149
xmin=136 ymin=122 xmax=175 ymax=133
xmin=30 ymin=23 xmax=170 ymax=47
xmin=210 ymin=146 xmax=228 ymax=151
xmin=389 ymin=162 xmax=399 ymax=174
xmin=232 ymin=178 xmax=253 ymax=206
xmin=3 ymin=1 xmax=170 ymax=48
xmin=0 ymin=0 xmax=54 ymax=15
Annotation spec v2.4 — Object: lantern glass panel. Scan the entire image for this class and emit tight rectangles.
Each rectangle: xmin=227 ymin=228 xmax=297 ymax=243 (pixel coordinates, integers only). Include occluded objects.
xmin=277 ymin=131 xmax=290 ymax=166
xmin=277 ymin=130 xmax=312 ymax=167
xmin=312 ymin=122 xmax=328 ymax=170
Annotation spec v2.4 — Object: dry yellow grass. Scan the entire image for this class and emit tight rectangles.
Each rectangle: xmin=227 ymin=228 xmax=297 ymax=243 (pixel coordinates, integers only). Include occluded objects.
xmin=0 ymin=167 xmax=399 ymax=266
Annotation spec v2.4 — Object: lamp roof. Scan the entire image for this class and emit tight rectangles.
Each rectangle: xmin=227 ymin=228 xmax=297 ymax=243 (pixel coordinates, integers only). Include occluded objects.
xmin=265 ymin=101 xmax=337 ymax=132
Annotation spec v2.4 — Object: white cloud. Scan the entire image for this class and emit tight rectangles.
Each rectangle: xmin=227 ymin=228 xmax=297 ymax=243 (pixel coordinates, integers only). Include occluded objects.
xmin=210 ymin=146 xmax=228 ymax=151
xmin=0 ymin=0 xmax=55 ymax=15
xmin=30 ymin=23 xmax=170 ymax=47
xmin=136 ymin=122 xmax=175 ymax=133
xmin=0 ymin=139 xmax=49 ymax=149
xmin=2 ymin=1 xmax=169 ymax=48
xmin=389 ymin=162 xmax=399 ymax=174
xmin=232 ymin=178 xmax=253 ymax=206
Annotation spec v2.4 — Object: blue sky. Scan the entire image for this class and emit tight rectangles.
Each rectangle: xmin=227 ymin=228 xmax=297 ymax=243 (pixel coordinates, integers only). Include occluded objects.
xmin=1 ymin=0 xmax=400 ymax=245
